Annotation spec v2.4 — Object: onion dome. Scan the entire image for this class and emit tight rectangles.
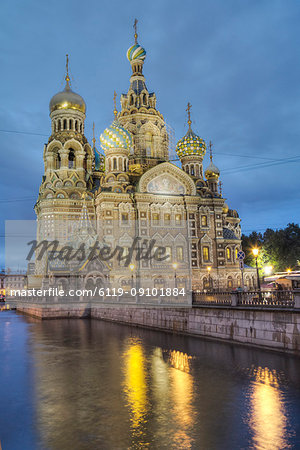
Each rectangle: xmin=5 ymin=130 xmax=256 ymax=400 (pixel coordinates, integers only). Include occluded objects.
xmin=127 ymin=43 xmax=146 ymax=62
xmin=50 ymin=83 xmax=86 ymax=114
xmin=49 ymin=56 xmax=86 ymax=114
xmin=205 ymin=160 xmax=220 ymax=180
xmin=176 ymin=128 xmax=206 ymax=158
xmin=222 ymin=203 xmax=229 ymax=214
xmin=100 ymin=119 xmax=133 ymax=153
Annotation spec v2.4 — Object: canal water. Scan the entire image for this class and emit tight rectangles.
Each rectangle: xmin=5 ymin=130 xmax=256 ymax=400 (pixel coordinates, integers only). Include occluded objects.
xmin=0 ymin=311 xmax=300 ymax=450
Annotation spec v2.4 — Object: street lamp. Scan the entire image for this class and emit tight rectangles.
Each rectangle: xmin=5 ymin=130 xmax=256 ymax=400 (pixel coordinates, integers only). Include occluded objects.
xmin=172 ymin=262 xmax=178 ymax=288
xmin=207 ymin=266 xmax=212 ymax=291
xmin=129 ymin=263 xmax=135 ymax=288
xmin=252 ymin=248 xmax=261 ymax=299
xmin=286 ymin=268 xmax=292 ymax=274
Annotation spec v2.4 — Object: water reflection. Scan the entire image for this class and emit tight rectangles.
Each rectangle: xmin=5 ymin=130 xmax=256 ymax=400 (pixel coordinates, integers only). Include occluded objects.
xmin=248 ymin=366 xmax=290 ymax=450
xmin=1 ymin=313 xmax=300 ymax=449
xmin=123 ymin=339 xmax=148 ymax=436
xmin=170 ymin=359 xmax=195 ymax=448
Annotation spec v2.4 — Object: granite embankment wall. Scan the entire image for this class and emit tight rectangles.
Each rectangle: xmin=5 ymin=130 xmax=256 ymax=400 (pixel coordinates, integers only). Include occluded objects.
xmin=91 ymin=306 xmax=300 ymax=354
xmin=16 ymin=303 xmax=300 ymax=354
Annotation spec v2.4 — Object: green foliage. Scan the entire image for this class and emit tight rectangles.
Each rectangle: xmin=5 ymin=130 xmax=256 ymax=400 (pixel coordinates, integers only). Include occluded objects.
xmin=242 ymin=223 xmax=300 ymax=272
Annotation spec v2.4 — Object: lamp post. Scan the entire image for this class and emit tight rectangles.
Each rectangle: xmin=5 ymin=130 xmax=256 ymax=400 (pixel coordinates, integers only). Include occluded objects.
xmin=252 ymin=248 xmax=261 ymax=300
xmin=129 ymin=263 xmax=135 ymax=288
xmin=207 ymin=266 xmax=212 ymax=291
xmin=172 ymin=262 xmax=178 ymax=288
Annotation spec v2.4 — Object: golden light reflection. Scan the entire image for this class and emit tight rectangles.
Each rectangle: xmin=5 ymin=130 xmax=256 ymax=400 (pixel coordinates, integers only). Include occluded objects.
xmin=123 ymin=340 xmax=148 ymax=431
xmin=169 ymin=350 xmax=192 ymax=373
xmin=249 ymin=366 xmax=289 ymax=449
xmin=170 ymin=351 xmax=195 ymax=448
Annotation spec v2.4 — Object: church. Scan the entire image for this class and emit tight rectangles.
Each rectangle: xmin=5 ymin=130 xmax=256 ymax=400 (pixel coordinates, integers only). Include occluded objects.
xmin=34 ymin=25 xmax=256 ymax=295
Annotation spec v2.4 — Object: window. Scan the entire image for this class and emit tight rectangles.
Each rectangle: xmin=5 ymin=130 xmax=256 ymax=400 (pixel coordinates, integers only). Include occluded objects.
xmin=175 ymin=214 xmax=182 ymax=225
xmin=121 ymin=213 xmax=128 ymax=225
xmin=113 ymin=158 xmax=117 ymax=170
xmin=203 ymin=246 xmax=209 ymax=262
xmin=164 ymin=213 xmax=171 ymax=225
xmin=57 ymin=153 xmax=61 ymax=169
xmin=227 ymin=277 xmax=233 ymax=288
xmin=201 ymin=215 xmax=208 ymax=227
xmin=176 ymin=246 xmax=183 ymax=262
xmin=165 ymin=246 xmax=172 ymax=261
xmin=191 ymin=165 xmax=194 ymax=176
xmin=145 ymin=132 xmax=153 ymax=157
xmin=226 ymin=248 xmax=231 ymax=261
xmin=68 ymin=150 xmax=75 ymax=169
xmin=152 ymin=213 xmax=159 ymax=225
xmin=235 ymin=248 xmax=238 ymax=259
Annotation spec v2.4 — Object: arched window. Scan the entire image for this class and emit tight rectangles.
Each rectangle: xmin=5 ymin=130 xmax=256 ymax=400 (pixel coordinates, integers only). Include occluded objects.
xmin=202 ymin=246 xmax=209 ymax=262
xmin=235 ymin=248 xmax=238 ymax=260
xmin=63 ymin=119 xmax=67 ymax=130
xmin=57 ymin=153 xmax=61 ymax=169
xmin=227 ymin=277 xmax=233 ymax=289
xmin=201 ymin=215 xmax=208 ymax=227
xmin=75 ymin=121 xmax=78 ymax=132
xmin=145 ymin=132 xmax=153 ymax=157
xmin=226 ymin=247 xmax=231 ymax=261
xmin=68 ymin=150 xmax=75 ymax=169
xmin=191 ymin=165 xmax=194 ymax=176
xmin=113 ymin=158 xmax=117 ymax=170
xmin=185 ymin=165 xmax=189 ymax=174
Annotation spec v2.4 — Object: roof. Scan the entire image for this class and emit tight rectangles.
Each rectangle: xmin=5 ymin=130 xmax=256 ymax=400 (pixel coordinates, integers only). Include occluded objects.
xmin=223 ymin=227 xmax=239 ymax=240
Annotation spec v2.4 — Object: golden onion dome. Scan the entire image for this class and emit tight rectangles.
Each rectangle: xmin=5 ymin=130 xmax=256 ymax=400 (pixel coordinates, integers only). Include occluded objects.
xmin=49 ymin=79 xmax=86 ymax=114
xmin=205 ymin=160 xmax=220 ymax=180
xmin=222 ymin=202 xmax=229 ymax=214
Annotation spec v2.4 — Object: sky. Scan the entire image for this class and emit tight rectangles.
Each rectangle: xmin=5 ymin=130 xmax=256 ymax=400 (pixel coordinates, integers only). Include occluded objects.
xmin=0 ymin=0 xmax=299 ymax=267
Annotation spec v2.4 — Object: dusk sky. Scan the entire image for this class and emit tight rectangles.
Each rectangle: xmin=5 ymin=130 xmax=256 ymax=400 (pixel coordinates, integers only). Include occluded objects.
xmin=1 ymin=0 xmax=299 ymax=267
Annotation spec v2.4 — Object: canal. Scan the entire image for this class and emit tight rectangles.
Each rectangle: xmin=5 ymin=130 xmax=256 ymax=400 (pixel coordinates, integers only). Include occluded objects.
xmin=0 ymin=311 xmax=300 ymax=449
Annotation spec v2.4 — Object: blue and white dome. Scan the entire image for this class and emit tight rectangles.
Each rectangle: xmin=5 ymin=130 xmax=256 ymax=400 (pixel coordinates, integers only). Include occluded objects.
xmin=100 ymin=120 xmax=133 ymax=153
xmin=127 ymin=43 xmax=146 ymax=62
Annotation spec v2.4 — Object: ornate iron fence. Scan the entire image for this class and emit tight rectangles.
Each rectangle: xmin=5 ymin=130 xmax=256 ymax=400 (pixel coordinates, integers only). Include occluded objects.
xmin=192 ymin=290 xmax=296 ymax=308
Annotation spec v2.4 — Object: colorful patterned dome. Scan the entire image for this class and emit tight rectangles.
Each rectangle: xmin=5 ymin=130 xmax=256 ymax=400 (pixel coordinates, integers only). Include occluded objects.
xmin=176 ymin=128 xmax=206 ymax=159
xmin=127 ymin=43 xmax=146 ymax=62
xmin=100 ymin=120 xmax=133 ymax=153
xmin=205 ymin=160 xmax=220 ymax=180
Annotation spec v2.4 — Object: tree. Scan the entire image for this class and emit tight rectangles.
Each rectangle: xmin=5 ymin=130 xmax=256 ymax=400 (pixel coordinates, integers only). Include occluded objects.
xmin=242 ymin=223 xmax=300 ymax=273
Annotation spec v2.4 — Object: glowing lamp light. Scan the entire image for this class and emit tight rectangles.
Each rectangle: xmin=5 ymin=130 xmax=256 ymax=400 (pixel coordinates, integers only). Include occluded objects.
xmin=286 ymin=268 xmax=292 ymax=274
xmin=207 ymin=266 xmax=212 ymax=273
xmin=252 ymin=248 xmax=259 ymax=257
xmin=129 ymin=263 xmax=135 ymax=272
xmin=264 ymin=265 xmax=273 ymax=276
xmin=172 ymin=262 xmax=178 ymax=270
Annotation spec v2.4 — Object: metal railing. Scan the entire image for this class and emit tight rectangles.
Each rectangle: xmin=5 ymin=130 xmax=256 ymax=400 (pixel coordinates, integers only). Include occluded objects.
xmin=192 ymin=290 xmax=297 ymax=309
xmin=192 ymin=291 xmax=232 ymax=306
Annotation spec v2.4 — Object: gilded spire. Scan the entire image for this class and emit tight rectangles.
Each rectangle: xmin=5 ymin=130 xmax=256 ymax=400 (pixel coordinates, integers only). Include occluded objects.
xmin=65 ymin=54 xmax=70 ymax=86
xmin=186 ymin=102 xmax=192 ymax=129
xmin=92 ymin=122 xmax=96 ymax=149
xmin=209 ymin=140 xmax=213 ymax=162
xmin=133 ymin=18 xmax=138 ymax=44
xmin=113 ymin=91 xmax=118 ymax=118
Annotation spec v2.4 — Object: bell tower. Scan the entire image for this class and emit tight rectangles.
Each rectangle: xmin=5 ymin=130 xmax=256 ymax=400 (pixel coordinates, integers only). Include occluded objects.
xmin=35 ymin=55 xmax=95 ymax=247
xmin=118 ymin=20 xmax=169 ymax=173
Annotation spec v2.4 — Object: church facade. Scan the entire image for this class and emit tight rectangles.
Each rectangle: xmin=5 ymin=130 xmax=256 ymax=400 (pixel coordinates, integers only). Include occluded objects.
xmin=34 ymin=29 xmax=256 ymax=294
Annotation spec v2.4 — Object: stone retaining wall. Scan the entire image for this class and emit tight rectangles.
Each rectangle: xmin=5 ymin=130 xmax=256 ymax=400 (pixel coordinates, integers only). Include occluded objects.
xmin=91 ymin=305 xmax=300 ymax=354
xmin=16 ymin=302 xmax=300 ymax=354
